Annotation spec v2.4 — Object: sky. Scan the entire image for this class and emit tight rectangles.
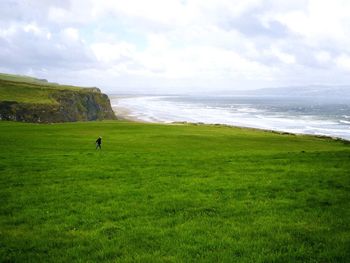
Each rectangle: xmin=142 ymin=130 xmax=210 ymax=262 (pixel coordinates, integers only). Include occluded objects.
xmin=1 ymin=0 xmax=350 ymax=94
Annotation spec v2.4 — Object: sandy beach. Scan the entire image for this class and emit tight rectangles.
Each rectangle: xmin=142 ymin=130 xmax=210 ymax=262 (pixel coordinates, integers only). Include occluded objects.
xmin=110 ymin=95 xmax=149 ymax=123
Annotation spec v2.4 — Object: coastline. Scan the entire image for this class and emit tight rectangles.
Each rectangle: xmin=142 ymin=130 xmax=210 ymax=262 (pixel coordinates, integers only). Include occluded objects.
xmin=110 ymin=95 xmax=148 ymax=123
xmin=109 ymin=95 xmax=350 ymax=143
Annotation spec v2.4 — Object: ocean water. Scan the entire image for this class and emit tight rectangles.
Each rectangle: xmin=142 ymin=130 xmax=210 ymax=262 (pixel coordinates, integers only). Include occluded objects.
xmin=111 ymin=95 xmax=350 ymax=140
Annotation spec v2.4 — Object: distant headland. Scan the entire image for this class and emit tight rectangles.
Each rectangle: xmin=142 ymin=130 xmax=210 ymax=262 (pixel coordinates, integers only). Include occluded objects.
xmin=0 ymin=73 xmax=116 ymax=123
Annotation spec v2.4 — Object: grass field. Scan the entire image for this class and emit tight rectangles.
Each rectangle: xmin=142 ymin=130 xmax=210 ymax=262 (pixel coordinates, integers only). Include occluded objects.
xmin=0 ymin=120 xmax=349 ymax=262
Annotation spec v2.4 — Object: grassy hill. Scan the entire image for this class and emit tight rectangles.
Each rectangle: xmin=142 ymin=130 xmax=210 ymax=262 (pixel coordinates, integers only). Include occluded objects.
xmin=0 ymin=73 xmax=90 ymax=105
xmin=0 ymin=120 xmax=349 ymax=262
xmin=0 ymin=72 xmax=53 ymax=85
xmin=0 ymin=73 xmax=115 ymax=122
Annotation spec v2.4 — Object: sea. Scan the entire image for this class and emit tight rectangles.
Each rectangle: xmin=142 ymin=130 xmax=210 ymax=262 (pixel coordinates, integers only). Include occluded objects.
xmin=110 ymin=95 xmax=350 ymax=140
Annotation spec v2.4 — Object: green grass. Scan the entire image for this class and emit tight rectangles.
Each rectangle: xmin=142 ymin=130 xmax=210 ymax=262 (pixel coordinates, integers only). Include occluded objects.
xmin=0 ymin=121 xmax=349 ymax=262
xmin=0 ymin=80 xmax=56 ymax=104
xmin=0 ymin=73 xmax=51 ymax=84
xmin=0 ymin=73 xmax=88 ymax=104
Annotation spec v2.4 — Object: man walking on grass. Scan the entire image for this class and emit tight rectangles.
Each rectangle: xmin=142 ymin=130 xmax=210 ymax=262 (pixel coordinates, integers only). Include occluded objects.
xmin=96 ymin=136 xmax=102 ymax=150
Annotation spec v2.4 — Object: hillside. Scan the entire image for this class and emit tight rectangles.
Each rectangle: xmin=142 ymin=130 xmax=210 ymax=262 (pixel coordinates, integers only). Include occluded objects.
xmin=0 ymin=73 xmax=116 ymax=122
xmin=0 ymin=121 xmax=349 ymax=262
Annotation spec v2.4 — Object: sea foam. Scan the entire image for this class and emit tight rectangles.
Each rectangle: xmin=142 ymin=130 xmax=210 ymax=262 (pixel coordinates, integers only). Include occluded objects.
xmin=111 ymin=96 xmax=350 ymax=140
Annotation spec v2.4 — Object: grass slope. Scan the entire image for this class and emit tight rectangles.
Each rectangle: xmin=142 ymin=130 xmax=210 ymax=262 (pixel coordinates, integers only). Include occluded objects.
xmin=0 ymin=121 xmax=349 ymax=262
xmin=0 ymin=73 xmax=86 ymax=104
xmin=0 ymin=73 xmax=51 ymax=84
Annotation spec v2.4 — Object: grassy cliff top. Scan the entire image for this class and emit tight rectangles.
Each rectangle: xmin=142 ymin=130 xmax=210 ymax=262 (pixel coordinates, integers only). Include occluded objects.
xmin=0 ymin=73 xmax=98 ymax=104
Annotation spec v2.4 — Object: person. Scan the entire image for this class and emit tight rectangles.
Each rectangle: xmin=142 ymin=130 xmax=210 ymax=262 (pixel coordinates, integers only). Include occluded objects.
xmin=96 ymin=136 xmax=102 ymax=149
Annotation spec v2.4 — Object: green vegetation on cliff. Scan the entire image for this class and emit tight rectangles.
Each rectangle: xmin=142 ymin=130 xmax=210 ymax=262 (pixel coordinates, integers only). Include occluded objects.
xmin=0 ymin=73 xmax=116 ymax=122
xmin=0 ymin=121 xmax=349 ymax=262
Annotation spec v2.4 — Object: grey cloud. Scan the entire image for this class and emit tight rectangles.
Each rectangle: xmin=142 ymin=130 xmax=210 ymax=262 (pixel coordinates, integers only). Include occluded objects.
xmin=221 ymin=13 xmax=289 ymax=39
xmin=0 ymin=0 xmax=67 ymax=23
xmin=0 ymin=0 xmax=350 ymax=92
xmin=0 ymin=27 xmax=96 ymax=72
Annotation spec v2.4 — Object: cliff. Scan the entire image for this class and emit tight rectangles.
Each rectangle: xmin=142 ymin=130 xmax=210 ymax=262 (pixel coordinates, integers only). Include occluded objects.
xmin=0 ymin=74 xmax=116 ymax=123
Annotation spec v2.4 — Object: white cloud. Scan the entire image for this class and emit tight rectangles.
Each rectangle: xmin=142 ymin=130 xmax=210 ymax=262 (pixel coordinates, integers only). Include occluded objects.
xmin=336 ymin=54 xmax=350 ymax=72
xmin=61 ymin=27 xmax=80 ymax=42
xmin=48 ymin=7 xmax=67 ymax=23
xmin=314 ymin=51 xmax=331 ymax=64
xmin=0 ymin=25 xmax=17 ymax=38
xmin=23 ymin=23 xmax=42 ymax=35
xmin=1 ymin=0 xmax=350 ymax=93
xmin=270 ymin=48 xmax=296 ymax=64
xmin=94 ymin=0 xmax=185 ymax=25
xmin=91 ymin=42 xmax=135 ymax=63
xmin=274 ymin=0 xmax=350 ymax=46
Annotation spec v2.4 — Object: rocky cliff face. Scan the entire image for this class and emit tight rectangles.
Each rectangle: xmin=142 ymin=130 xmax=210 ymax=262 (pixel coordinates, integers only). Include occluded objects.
xmin=0 ymin=89 xmax=116 ymax=123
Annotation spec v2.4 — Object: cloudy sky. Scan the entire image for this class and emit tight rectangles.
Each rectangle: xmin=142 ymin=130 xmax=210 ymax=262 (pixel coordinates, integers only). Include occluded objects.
xmin=1 ymin=0 xmax=350 ymax=94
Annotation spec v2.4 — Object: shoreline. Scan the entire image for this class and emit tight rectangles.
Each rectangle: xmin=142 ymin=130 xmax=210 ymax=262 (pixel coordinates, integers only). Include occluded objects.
xmin=110 ymin=95 xmax=148 ymax=123
xmin=112 ymin=104 xmax=145 ymax=123
xmin=109 ymin=95 xmax=350 ymax=143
